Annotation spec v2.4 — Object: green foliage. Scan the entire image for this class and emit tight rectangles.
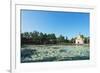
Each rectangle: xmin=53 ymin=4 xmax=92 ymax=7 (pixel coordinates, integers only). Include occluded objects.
xmin=21 ymin=31 xmax=89 ymax=45
xmin=79 ymin=35 xmax=89 ymax=43
xmin=57 ymin=35 xmax=65 ymax=43
xmin=84 ymin=37 xmax=89 ymax=43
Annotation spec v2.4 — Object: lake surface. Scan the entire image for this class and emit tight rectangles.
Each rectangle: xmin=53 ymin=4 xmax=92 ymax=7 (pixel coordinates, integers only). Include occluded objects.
xmin=21 ymin=45 xmax=89 ymax=63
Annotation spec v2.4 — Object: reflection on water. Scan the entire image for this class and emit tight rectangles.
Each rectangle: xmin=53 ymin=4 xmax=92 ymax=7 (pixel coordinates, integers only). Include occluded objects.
xmin=21 ymin=45 xmax=89 ymax=63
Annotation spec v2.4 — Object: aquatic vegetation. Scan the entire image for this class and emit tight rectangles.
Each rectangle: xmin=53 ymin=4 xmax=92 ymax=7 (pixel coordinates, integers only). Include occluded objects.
xmin=21 ymin=45 xmax=89 ymax=63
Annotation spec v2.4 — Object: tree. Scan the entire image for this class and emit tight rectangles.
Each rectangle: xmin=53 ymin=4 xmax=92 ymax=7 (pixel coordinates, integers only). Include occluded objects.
xmin=80 ymin=35 xmax=84 ymax=39
xmin=48 ymin=33 xmax=57 ymax=44
xmin=21 ymin=31 xmax=89 ymax=45
xmin=23 ymin=32 xmax=30 ymax=39
xmin=31 ymin=31 xmax=39 ymax=44
xmin=42 ymin=33 xmax=48 ymax=44
xmin=65 ymin=36 xmax=69 ymax=43
xmin=39 ymin=32 xmax=44 ymax=44
xmin=57 ymin=35 xmax=65 ymax=43
xmin=84 ymin=37 xmax=89 ymax=44
xmin=70 ymin=38 xmax=75 ymax=43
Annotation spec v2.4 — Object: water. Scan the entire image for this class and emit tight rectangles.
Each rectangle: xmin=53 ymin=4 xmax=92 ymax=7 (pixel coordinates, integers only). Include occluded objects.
xmin=21 ymin=45 xmax=89 ymax=63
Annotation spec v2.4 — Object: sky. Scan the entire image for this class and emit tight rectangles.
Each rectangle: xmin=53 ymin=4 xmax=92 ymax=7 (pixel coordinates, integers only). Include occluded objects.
xmin=21 ymin=9 xmax=90 ymax=39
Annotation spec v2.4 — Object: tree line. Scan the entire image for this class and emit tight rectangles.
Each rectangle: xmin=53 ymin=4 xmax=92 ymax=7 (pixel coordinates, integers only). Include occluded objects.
xmin=21 ymin=31 xmax=89 ymax=45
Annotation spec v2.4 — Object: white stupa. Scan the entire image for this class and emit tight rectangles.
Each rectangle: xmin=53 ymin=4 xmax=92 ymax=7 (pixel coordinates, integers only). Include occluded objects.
xmin=75 ymin=34 xmax=84 ymax=45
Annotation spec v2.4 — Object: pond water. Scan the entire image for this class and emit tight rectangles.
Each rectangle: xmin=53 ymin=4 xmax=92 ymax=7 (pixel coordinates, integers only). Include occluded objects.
xmin=21 ymin=45 xmax=89 ymax=63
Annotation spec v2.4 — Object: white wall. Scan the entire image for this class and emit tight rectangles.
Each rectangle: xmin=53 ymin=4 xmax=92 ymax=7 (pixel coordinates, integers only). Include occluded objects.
xmin=0 ymin=0 xmax=100 ymax=73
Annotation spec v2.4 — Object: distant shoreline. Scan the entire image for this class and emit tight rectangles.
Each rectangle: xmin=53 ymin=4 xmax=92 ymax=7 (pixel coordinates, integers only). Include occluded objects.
xmin=21 ymin=43 xmax=90 ymax=46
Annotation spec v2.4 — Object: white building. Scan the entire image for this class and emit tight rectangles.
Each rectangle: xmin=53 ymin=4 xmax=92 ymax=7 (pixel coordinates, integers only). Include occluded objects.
xmin=75 ymin=35 xmax=84 ymax=44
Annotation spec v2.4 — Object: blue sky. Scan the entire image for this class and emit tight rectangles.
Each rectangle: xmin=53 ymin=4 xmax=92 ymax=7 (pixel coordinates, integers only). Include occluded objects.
xmin=21 ymin=10 xmax=89 ymax=39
